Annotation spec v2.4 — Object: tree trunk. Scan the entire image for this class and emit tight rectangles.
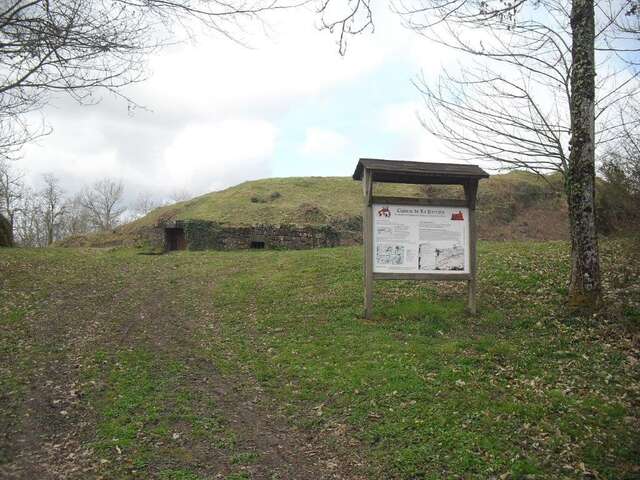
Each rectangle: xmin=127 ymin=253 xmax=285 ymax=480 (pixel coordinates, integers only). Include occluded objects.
xmin=0 ymin=212 xmax=13 ymax=247
xmin=567 ymin=0 xmax=601 ymax=312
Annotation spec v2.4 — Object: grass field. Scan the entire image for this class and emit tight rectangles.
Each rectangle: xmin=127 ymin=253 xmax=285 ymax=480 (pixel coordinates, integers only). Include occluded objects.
xmin=1 ymin=239 xmax=639 ymax=479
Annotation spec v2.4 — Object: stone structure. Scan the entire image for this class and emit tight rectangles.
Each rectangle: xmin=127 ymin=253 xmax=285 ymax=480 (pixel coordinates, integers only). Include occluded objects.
xmin=157 ymin=220 xmax=358 ymax=252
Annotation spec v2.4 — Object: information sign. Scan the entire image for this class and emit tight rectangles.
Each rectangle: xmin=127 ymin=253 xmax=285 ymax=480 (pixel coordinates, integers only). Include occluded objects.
xmin=372 ymin=203 xmax=470 ymax=274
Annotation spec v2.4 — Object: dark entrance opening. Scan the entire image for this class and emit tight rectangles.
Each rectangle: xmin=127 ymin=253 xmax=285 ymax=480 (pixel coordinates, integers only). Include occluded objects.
xmin=250 ymin=240 xmax=265 ymax=249
xmin=165 ymin=228 xmax=187 ymax=251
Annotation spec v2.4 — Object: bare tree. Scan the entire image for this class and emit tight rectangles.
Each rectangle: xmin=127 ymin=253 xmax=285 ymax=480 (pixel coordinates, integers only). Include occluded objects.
xmin=132 ymin=192 xmax=163 ymax=218
xmin=60 ymin=194 xmax=94 ymax=237
xmin=0 ymin=159 xmax=24 ymax=236
xmin=13 ymin=186 xmax=46 ymax=247
xmin=0 ymin=0 xmax=299 ymax=158
xmin=320 ymin=0 xmax=639 ymax=311
xmin=79 ymin=178 xmax=126 ymax=231
xmin=168 ymin=188 xmax=194 ymax=204
xmin=598 ymin=154 xmax=640 ymax=229
xmin=414 ymin=61 xmax=637 ymax=176
xmin=40 ymin=173 xmax=66 ymax=245
xmin=600 ymin=103 xmax=640 ymax=193
xmin=614 ymin=103 xmax=640 ymax=185
xmin=317 ymin=0 xmax=374 ymax=55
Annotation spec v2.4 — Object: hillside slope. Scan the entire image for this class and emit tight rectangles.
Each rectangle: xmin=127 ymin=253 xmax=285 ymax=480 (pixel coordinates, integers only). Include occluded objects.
xmin=64 ymin=171 xmax=568 ymax=247
xmin=129 ymin=176 xmax=424 ymax=227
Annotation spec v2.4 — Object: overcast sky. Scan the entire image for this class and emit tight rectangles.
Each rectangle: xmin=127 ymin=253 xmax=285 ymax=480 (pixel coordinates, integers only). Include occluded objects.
xmin=17 ymin=5 xmax=466 ymax=203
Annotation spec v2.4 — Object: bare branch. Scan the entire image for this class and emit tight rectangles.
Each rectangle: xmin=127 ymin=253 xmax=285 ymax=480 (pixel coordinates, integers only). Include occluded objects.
xmin=0 ymin=0 xmax=303 ymax=157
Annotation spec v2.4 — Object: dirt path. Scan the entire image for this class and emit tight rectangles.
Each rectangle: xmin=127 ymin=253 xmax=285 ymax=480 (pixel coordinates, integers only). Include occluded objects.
xmin=0 ymin=252 xmax=364 ymax=480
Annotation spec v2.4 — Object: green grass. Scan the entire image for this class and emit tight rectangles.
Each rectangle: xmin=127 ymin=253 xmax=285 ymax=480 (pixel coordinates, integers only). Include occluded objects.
xmin=130 ymin=176 xmax=424 ymax=227
xmin=204 ymin=239 xmax=639 ymax=478
xmin=1 ymin=238 xmax=639 ymax=479
xmin=86 ymin=349 xmax=219 ymax=473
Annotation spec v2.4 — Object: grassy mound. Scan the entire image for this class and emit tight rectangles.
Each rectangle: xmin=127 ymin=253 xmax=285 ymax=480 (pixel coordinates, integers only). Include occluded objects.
xmin=64 ymin=171 xmax=569 ymax=247
xmin=128 ymin=176 xmax=423 ymax=228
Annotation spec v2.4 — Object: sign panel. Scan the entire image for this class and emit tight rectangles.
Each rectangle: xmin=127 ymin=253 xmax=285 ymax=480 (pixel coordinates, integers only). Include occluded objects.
xmin=372 ymin=203 xmax=470 ymax=274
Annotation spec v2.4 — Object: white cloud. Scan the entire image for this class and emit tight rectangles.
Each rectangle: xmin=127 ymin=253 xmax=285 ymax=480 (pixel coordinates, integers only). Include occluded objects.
xmin=18 ymin=5 xmax=477 ymax=204
xmin=300 ymin=127 xmax=348 ymax=156
xmin=21 ymin=111 xmax=277 ymax=201
xmin=380 ymin=101 xmax=449 ymax=163
xmin=160 ymin=119 xmax=277 ymax=193
xmin=19 ymin=7 xmax=409 ymax=201
xmin=127 ymin=7 xmax=403 ymax=121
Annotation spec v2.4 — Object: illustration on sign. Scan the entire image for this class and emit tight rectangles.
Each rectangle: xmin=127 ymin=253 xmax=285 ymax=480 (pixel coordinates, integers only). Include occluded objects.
xmin=372 ymin=204 xmax=470 ymax=274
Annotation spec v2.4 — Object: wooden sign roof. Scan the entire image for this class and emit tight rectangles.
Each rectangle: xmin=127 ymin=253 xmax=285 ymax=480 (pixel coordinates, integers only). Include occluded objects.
xmin=352 ymin=158 xmax=489 ymax=185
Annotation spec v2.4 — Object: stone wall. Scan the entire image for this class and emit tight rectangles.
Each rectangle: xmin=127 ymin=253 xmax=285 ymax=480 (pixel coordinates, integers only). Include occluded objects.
xmin=218 ymin=224 xmax=340 ymax=250
xmin=157 ymin=220 xmax=360 ymax=251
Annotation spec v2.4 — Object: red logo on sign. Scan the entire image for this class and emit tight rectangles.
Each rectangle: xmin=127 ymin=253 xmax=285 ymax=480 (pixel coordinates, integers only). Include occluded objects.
xmin=451 ymin=211 xmax=464 ymax=221
xmin=377 ymin=207 xmax=391 ymax=218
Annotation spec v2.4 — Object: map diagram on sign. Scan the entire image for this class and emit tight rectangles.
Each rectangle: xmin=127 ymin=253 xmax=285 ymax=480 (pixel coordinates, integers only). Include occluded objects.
xmin=376 ymin=244 xmax=405 ymax=265
xmin=372 ymin=204 xmax=470 ymax=274
xmin=418 ymin=243 xmax=464 ymax=271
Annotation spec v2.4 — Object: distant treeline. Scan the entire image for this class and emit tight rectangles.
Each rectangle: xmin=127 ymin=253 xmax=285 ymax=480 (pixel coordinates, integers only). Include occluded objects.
xmin=0 ymin=160 xmax=194 ymax=247
xmin=1 ymin=152 xmax=638 ymax=248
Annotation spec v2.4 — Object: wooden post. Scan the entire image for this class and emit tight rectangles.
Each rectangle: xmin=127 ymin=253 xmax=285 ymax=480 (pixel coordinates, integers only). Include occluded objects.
xmin=363 ymin=168 xmax=374 ymax=319
xmin=464 ymin=181 xmax=479 ymax=314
